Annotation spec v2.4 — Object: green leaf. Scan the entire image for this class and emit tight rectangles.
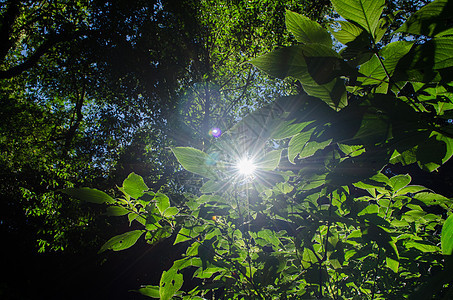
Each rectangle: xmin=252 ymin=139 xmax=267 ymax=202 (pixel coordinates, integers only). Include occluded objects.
xmin=163 ymin=207 xmax=179 ymax=218
xmin=406 ymin=240 xmax=440 ymax=253
xmin=128 ymin=212 xmax=141 ymax=225
xmin=155 ymin=193 xmax=170 ymax=215
xmin=431 ymin=37 xmax=453 ymax=70
xmin=159 ymin=267 xmax=183 ymax=300
xmin=358 ymin=41 xmax=413 ymax=88
xmin=174 ymin=227 xmax=196 ymax=244
xmin=193 ymin=267 xmax=221 ymax=279
xmin=122 ymin=173 xmax=148 ymax=199
xmin=396 ymin=185 xmax=427 ymax=196
xmin=138 ymin=285 xmax=160 ymax=298
xmin=258 ymin=229 xmax=281 ymax=247
xmin=299 ymin=139 xmax=332 ymax=160
xmin=302 ymin=79 xmax=347 ymax=110
xmin=285 ymin=10 xmax=332 ymax=46
xmin=302 ymin=247 xmax=319 ymax=268
xmin=270 ymin=121 xmax=313 ymax=140
xmin=442 ymin=214 xmax=453 ymax=255
xmin=250 ymin=45 xmax=308 ymax=81
xmin=389 ymin=174 xmax=411 ymax=192
xmin=106 ymin=206 xmax=130 ymax=216
xmin=61 ymin=187 xmax=115 ymax=204
xmin=171 ymin=147 xmax=218 ymax=179
xmin=386 ymin=256 xmax=399 ymax=273
xmin=413 ymin=192 xmax=449 ymax=205
xmin=358 ymin=204 xmax=379 ymax=216
xmin=394 ymin=37 xmax=453 ymax=82
xmin=251 ymin=45 xmax=347 ymax=110
xmin=288 ymin=129 xmax=314 ymax=163
xmin=338 ymin=144 xmax=365 ymax=157
xmin=258 ymin=150 xmax=282 ymax=171
xmin=331 ymin=0 xmax=385 ymax=38
xmin=98 ymin=230 xmax=144 ymax=253
xmin=331 ymin=21 xmax=363 ymax=45
xmin=396 ymin=0 xmax=453 ymax=37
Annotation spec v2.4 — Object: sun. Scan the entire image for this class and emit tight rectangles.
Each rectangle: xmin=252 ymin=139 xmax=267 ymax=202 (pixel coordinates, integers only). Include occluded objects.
xmin=236 ymin=157 xmax=256 ymax=176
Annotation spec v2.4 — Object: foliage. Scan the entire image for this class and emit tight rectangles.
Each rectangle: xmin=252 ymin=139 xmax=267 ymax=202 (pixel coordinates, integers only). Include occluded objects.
xmin=68 ymin=0 xmax=453 ymax=298
xmin=0 ymin=0 xmax=329 ymax=252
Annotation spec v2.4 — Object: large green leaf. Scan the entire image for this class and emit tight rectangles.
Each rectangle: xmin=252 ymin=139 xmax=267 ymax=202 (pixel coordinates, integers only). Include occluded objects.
xmin=98 ymin=230 xmax=144 ymax=253
xmin=155 ymin=193 xmax=170 ymax=215
xmin=61 ymin=187 xmax=115 ymax=204
xmin=250 ymin=44 xmax=344 ymax=83
xmin=270 ymin=121 xmax=313 ymax=140
xmin=389 ymin=174 xmax=411 ymax=192
xmin=302 ymin=79 xmax=347 ymax=111
xmin=251 ymin=45 xmax=348 ymax=110
xmin=159 ymin=267 xmax=183 ymax=300
xmin=394 ymin=37 xmax=453 ymax=82
xmin=386 ymin=256 xmax=399 ymax=273
xmin=138 ymin=285 xmax=160 ymax=298
xmin=171 ymin=147 xmax=218 ymax=179
xmin=396 ymin=0 xmax=453 ymax=37
xmin=285 ymin=10 xmax=332 ymax=46
xmin=358 ymin=41 xmax=413 ymax=88
xmin=258 ymin=149 xmax=282 ymax=171
xmin=441 ymin=214 xmax=453 ymax=255
xmin=122 ymin=172 xmax=148 ymax=199
xmin=431 ymin=37 xmax=453 ymax=70
xmin=331 ymin=21 xmax=363 ymax=45
xmin=299 ymin=139 xmax=332 ymax=159
xmin=288 ymin=129 xmax=314 ymax=163
xmin=331 ymin=0 xmax=385 ymax=38
xmin=250 ymin=45 xmax=309 ymax=81
xmin=106 ymin=206 xmax=130 ymax=216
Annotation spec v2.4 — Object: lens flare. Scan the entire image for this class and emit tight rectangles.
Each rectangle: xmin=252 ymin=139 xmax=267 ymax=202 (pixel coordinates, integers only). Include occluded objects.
xmin=209 ymin=127 xmax=222 ymax=138
xmin=236 ymin=157 xmax=256 ymax=176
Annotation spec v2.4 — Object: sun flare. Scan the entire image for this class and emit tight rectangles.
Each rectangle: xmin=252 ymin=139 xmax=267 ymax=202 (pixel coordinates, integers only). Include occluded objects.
xmin=236 ymin=157 xmax=256 ymax=176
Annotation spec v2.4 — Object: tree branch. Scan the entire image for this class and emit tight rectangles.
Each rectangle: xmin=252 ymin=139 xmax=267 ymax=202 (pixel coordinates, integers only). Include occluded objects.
xmin=0 ymin=0 xmax=21 ymax=62
xmin=0 ymin=30 xmax=89 ymax=79
xmin=65 ymin=81 xmax=86 ymax=148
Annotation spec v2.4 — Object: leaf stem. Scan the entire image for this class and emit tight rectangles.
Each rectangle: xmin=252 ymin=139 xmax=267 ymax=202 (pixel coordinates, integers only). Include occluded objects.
xmin=372 ymin=51 xmax=423 ymax=113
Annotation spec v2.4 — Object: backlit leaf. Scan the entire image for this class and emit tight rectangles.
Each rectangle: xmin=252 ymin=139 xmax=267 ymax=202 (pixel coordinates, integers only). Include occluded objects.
xmin=138 ymin=285 xmax=160 ymax=298
xmin=386 ymin=256 xmax=399 ymax=273
xmin=442 ymin=214 xmax=453 ymax=255
xmin=258 ymin=149 xmax=282 ymax=171
xmin=288 ymin=129 xmax=314 ymax=163
xmin=389 ymin=174 xmax=411 ymax=192
xmin=163 ymin=207 xmax=179 ymax=218
xmin=155 ymin=193 xmax=170 ymax=215
xmin=396 ymin=0 xmax=453 ymax=37
xmin=359 ymin=41 xmax=413 ymax=86
xmin=106 ymin=206 xmax=129 ymax=216
xmin=331 ymin=21 xmax=363 ymax=45
xmin=123 ymin=173 xmax=148 ymax=199
xmin=331 ymin=0 xmax=385 ymax=38
xmin=171 ymin=147 xmax=218 ymax=179
xmin=406 ymin=240 xmax=440 ymax=253
xmin=98 ymin=230 xmax=144 ymax=253
xmin=160 ymin=267 xmax=183 ymax=300
xmin=286 ymin=10 xmax=332 ymax=46
xmin=61 ymin=187 xmax=115 ymax=204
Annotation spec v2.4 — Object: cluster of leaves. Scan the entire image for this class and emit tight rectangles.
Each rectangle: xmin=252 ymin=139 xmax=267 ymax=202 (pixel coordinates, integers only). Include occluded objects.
xmin=66 ymin=0 xmax=453 ymax=298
